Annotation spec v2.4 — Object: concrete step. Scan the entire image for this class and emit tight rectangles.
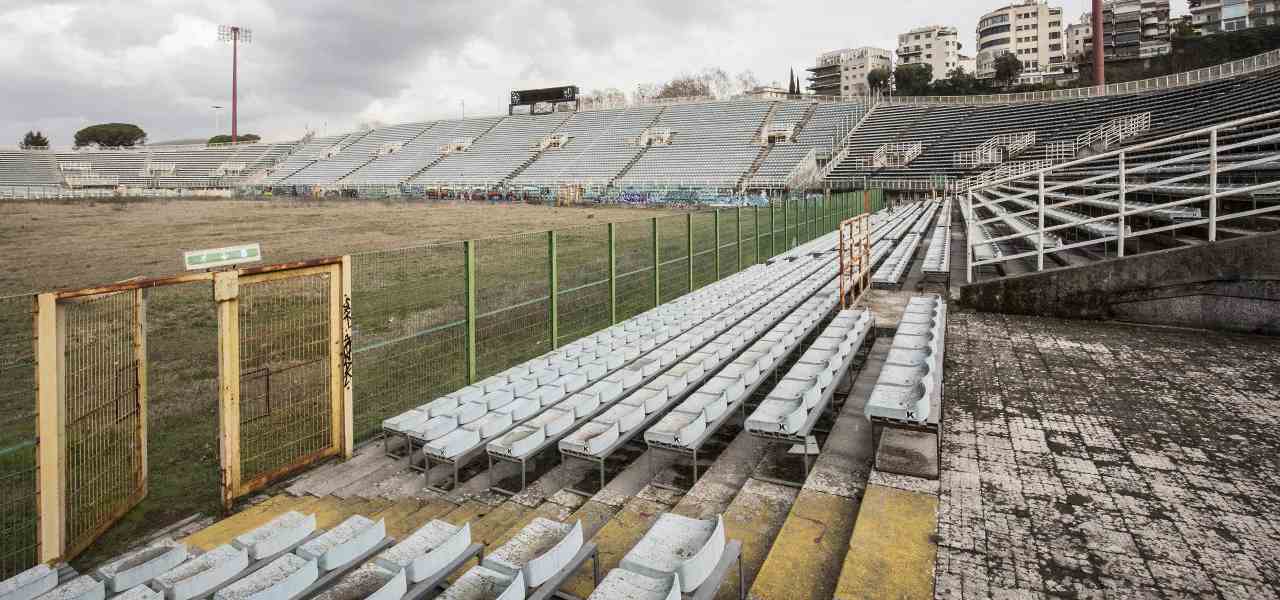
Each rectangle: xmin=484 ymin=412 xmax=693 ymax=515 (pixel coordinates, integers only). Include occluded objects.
xmin=747 ymin=338 xmax=886 ymax=600
xmin=832 ymin=483 xmax=939 ymax=600
xmin=715 ymin=478 xmax=798 ymax=600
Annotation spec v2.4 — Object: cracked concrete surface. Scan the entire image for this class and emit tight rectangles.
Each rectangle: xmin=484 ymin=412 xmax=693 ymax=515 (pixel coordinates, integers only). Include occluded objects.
xmin=936 ymin=311 xmax=1280 ymax=599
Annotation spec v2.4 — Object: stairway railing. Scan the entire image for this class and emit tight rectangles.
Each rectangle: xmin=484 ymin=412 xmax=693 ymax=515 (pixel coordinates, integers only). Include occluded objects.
xmin=961 ymin=108 xmax=1280 ymax=283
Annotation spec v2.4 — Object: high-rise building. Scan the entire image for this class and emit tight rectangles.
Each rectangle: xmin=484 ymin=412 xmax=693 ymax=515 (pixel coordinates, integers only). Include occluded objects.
xmin=1067 ymin=1 xmax=1170 ymax=69
xmin=806 ymin=47 xmax=894 ymax=97
xmin=1102 ymin=0 xmax=1171 ymax=60
xmin=975 ymin=0 xmax=1069 ymax=83
xmin=896 ymin=26 xmax=965 ymax=81
xmin=1189 ymin=0 xmax=1280 ymax=34
xmin=1065 ymin=14 xmax=1094 ymax=63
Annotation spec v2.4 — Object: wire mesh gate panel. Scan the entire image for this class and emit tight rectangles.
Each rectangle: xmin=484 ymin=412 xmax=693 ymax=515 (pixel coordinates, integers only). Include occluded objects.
xmin=218 ymin=260 xmax=350 ymax=508
xmin=46 ymin=290 xmax=148 ymax=561
xmin=0 ymin=295 xmax=37 ymax=579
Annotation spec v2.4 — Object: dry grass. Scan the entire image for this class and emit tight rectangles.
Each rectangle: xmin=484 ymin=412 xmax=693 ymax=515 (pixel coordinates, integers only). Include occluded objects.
xmin=0 ymin=198 xmax=681 ymax=295
xmin=0 ymin=197 xmax=684 ymax=571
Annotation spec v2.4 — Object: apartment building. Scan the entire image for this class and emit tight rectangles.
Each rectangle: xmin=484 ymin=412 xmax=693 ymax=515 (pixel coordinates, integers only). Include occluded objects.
xmin=806 ymin=47 xmax=894 ymax=97
xmin=897 ymin=25 xmax=965 ymax=81
xmin=1067 ymin=0 xmax=1171 ymax=64
xmin=1189 ymin=0 xmax=1280 ymax=33
xmin=975 ymin=0 xmax=1069 ymax=83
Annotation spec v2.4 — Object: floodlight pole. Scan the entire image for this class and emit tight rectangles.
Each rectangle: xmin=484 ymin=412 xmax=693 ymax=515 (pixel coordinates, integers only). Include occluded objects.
xmin=220 ymin=25 xmax=252 ymax=143
xmin=1092 ymin=0 xmax=1105 ymax=88
xmin=232 ymin=31 xmax=238 ymax=142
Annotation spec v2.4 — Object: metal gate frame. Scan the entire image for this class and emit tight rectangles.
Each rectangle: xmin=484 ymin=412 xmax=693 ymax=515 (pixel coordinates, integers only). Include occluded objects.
xmin=216 ymin=258 xmax=353 ymax=508
xmin=33 ymin=256 xmax=353 ymax=563
xmin=35 ymin=289 xmax=148 ymax=563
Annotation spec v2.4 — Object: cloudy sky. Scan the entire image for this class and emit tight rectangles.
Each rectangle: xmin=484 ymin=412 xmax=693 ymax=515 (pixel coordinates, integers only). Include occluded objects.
xmin=0 ymin=0 xmax=1188 ymax=146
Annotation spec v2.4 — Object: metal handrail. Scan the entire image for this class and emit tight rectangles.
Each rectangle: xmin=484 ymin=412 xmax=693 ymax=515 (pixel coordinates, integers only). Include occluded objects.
xmin=963 ymin=108 xmax=1280 ymax=282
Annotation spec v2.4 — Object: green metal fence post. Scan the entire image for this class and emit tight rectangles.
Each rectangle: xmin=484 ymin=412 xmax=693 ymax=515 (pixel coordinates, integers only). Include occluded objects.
xmin=735 ymin=206 xmax=743 ymax=272
xmin=754 ymin=206 xmax=761 ymax=264
xmin=548 ymin=230 xmax=559 ymax=349
xmin=770 ymin=201 xmax=777 ymax=256
xmin=652 ymin=217 xmax=660 ymax=308
xmin=464 ymin=239 xmax=477 ymax=384
xmin=686 ymin=212 xmax=694 ymax=292
xmin=713 ymin=210 xmax=721 ymax=281
xmin=608 ymin=222 xmax=617 ymax=324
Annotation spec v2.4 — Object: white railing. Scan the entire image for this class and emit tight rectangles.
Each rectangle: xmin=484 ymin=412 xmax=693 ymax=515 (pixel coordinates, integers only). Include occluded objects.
xmin=58 ymin=162 xmax=92 ymax=172
xmin=867 ymin=177 xmax=954 ymax=191
xmin=577 ymin=92 xmax=851 ymax=113
xmin=142 ymin=162 xmax=176 ymax=176
xmin=955 ymin=160 xmax=1053 ymax=192
xmin=65 ymin=175 xmax=120 ymax=187
xmin=212 ymin=162 xmax=248 ymax=176
xmin=871 ymin=141 xmax=923 ymax=168
xmin=962 ymin=108 xmax=1280 ymax=283
xmin=376 ymin=141 xmax=405 ymax=156
xmin=954 ymin=131 xmax=1037 ymax=168
xmin=1076 ymin=113 xmax=1151 ymax=153
xmin=880 ymin=48 xmax=1280 ymax=106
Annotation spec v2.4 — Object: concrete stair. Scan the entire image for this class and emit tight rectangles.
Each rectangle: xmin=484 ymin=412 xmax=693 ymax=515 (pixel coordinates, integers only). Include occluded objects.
xmin=158 ymin=251 xmax=947 ymax=600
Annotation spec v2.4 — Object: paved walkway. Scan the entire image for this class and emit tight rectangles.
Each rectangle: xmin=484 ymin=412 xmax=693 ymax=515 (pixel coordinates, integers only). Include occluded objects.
xmin=937 ymin=311 xmax=1280 ymax=599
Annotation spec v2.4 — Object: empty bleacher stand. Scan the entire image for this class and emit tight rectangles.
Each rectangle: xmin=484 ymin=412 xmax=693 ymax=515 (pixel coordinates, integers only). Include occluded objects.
xmin=413 ymin=113 xmax=571 ymax=187
xmin=617 ymin=100 xmax=772 ymax=188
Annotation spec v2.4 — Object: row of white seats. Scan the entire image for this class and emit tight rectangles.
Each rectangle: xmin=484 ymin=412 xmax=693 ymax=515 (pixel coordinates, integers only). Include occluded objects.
xmin=589 ymin=513 xmax=729 ymax=600
xmin=382 ymin=237 xmax=831 ymax=465
xmin=864 ymin=294 xmax=946 ymax=425
xmin=643 ymin=275 xmax=840 ymax=449
xmin=479 ymin=255 xmax=816 ymax=460
xmin=439 ymin=518 xmax=584 ymax=600
xmin=746 ymin=307 xmax=874 ymax=436
xmin=558 ymin=234 xmax=841 ymax=456
xmin=384 ymin=264 xmax=762 ymax=460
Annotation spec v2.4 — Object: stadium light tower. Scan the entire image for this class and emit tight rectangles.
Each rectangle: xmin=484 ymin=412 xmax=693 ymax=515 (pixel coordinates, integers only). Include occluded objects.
xmin=218 ymin=25 xmax=252 ymax=143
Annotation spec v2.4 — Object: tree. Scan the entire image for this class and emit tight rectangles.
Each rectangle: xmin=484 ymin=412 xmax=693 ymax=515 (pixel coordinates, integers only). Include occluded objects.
xmin=208 ymin=134 xmax=261 ymax=145
xmin=74 ymin=123 xmax=146 ymax=148
xmin=656 ymin=75 xmax=711 ymax=99
xmin=993 ymin=53 xmax=1024 ymax=87
xmin=696 ymin=67 xmax=734 ymax=99
xmin=584 ymin=87 xmax=627 ymax=108
xmin=21 ymin=131 xmax=49 ymax=149
xmin=931 ymin=66 xmax=983 ymax=96
xmin=736 ymin=70 xmax=760 ymax=95
xmin=788 ymin=68 xmax=797 ymax=95
xmin=866 ymin=67 xmax=891 ymax=94
xmin=633 ymin=82 xmax=660 ymax=103
xmin=1172 ymin=19 xmax=1197 ymax=39
xmin=894 ymin=63 xmax=934 ymax=96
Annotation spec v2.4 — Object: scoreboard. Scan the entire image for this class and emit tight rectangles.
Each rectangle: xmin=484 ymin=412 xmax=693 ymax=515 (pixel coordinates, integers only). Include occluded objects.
xmin=510 ymin=85 xmax=578 ymax=114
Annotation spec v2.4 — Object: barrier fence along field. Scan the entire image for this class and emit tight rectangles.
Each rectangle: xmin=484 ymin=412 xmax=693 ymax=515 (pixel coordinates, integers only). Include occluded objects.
xmin=0 ymin=192 xmax=879 ymax=578
xmin=0 ymin=295 xmax=37 ymax=581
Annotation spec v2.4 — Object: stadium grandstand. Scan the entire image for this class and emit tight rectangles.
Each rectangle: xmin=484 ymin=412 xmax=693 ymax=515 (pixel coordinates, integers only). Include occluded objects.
xmin=4 ymin=44 xmax=1280 ymax=600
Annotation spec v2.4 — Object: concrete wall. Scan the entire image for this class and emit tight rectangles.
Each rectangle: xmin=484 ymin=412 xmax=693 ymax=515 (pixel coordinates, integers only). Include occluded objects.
xmin=960 ymin=231 xmax=1280 ymax=336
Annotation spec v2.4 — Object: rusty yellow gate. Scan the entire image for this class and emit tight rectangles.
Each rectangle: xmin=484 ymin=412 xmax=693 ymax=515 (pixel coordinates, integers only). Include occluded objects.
xmin=216 ymin=260 xmax=352 ymax=508
xmin=36 ymin=289 xmax=148 ymax=561
xmin=33 ymin=257 xmax=352 ymax=563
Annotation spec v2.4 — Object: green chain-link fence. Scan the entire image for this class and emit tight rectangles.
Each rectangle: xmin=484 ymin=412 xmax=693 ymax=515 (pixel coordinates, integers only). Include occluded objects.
xmin=348 ymin=193 xmax=882 ymax=443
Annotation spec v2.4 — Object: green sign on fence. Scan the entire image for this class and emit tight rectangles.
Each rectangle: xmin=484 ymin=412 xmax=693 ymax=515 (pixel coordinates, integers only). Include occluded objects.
xmin=182 ymin=243 xmax=262 ymax=270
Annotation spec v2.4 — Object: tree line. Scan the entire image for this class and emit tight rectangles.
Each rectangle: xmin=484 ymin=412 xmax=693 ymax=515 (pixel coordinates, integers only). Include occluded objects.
xmin=19 ymin=124 xmax=260 ymax=149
